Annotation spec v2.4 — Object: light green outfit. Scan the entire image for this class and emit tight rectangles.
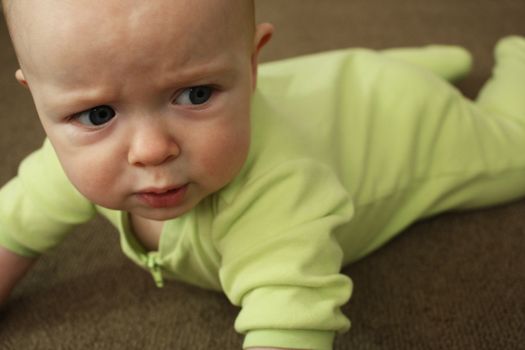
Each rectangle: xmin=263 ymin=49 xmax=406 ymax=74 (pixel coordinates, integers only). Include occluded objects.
xmin=1 ymin=36 xmax=525 ymax=350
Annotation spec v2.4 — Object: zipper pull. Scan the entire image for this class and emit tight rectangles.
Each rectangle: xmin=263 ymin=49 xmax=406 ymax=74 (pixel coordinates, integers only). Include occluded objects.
xmin=147 ymin=253 xmax=165 ymax=288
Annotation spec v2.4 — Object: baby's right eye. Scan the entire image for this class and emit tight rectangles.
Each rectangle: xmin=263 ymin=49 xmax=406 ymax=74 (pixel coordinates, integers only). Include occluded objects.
xmin=74 ymin=105 xmax=116 ymax=127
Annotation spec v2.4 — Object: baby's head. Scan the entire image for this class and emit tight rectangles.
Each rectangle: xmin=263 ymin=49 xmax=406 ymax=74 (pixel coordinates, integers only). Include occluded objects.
xmin=2 ymin=0 xmax=273 ymax=220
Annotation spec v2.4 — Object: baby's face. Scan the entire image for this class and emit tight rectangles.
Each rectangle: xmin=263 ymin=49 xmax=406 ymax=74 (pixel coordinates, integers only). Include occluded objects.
xmin=11 ymin=0 xmax=271 ymax=220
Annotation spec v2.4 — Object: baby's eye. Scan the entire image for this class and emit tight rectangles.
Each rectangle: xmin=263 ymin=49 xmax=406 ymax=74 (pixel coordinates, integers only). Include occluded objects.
xmin=174 ymin=86 xmax=214 ymax=105
xmin=75 ymin=105 xmax=116 ymax=126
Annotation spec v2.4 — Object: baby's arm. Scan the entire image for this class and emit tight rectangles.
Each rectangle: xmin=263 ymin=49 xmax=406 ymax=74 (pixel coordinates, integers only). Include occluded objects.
xmin=0 ymin=139 xmax=97 ymax=308
xmin=0 ymin=245 xmax=35 ymax=306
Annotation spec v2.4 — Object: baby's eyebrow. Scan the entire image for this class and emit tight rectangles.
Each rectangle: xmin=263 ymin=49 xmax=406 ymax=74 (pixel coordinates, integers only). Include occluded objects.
xmin=159 ymin=61 xmax=239 ymax=88
xmin=42 ymin=87 xmax=116 ymax=118
xmin=43 ymin=60 xmax=238 ymax=116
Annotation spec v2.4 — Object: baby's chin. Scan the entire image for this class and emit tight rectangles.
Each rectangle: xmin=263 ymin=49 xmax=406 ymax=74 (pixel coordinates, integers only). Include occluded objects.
xmin=131 ymin=210 xmax=187 ymax=221
xmin=125 ymin=203 xmax=197 ymax=221
xmin=85 ymin=197 xmax=191 ymax=221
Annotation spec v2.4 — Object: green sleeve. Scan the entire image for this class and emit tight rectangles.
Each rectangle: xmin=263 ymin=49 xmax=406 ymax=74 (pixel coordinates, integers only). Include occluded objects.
xmin=0 ymin=139 xmax=96 ymax=257
xmin=215 ymin=160 xmax=355 ymax=350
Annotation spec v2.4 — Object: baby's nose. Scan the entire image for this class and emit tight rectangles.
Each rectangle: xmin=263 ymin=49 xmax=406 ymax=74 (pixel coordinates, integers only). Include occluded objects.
xmin=127 ymin=123 xmax=180 ymax=167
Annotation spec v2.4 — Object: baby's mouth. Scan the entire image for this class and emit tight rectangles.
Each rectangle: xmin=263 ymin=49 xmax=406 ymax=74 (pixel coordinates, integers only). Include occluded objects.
xmin=136 ymin=184 xmax=189 ymax=208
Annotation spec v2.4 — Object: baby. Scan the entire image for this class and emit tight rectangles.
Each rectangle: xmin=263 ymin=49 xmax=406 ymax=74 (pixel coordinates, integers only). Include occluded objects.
xmin=1 ymin=0 xmax=524 ymax=349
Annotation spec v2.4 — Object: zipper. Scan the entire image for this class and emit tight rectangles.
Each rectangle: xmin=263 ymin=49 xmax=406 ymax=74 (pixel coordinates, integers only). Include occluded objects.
xmin=146 ymin=252 xmax=165 ymax=288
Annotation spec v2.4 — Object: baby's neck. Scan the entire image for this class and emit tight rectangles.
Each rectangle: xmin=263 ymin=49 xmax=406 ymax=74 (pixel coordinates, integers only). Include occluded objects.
xmin=129 ymin=214 xmax=164 ymax=252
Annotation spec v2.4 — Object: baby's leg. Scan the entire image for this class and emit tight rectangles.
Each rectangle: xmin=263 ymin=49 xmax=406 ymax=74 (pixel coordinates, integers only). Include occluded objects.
xmin=260 ymin=44 xmax=472 ymax=85
xmin=435 ymin=36 xmax=525 ymax=211
xmin=477 ymin=36 xmax=525 ymax=124
xmin=401 ymin=36 xmax=525 ymax=215
xmin=448 ymin=36 xmax=525 ymax=206
xmin=381 ymin=45 xmax=472 ymax=83
xmin=402 ymin=37 xmax=525 ymax=216
xmin=345 ymin=37 xmax=525 ymax=259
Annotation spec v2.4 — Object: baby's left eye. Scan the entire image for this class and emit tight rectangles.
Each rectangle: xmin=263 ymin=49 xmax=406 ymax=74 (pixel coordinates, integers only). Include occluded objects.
xmin=174 ymin=86 xmax=214 ymax=106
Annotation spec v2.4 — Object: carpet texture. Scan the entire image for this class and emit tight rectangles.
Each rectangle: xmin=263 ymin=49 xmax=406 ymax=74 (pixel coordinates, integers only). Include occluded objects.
xmin=1 ymin=1 xmax=524 ymax=349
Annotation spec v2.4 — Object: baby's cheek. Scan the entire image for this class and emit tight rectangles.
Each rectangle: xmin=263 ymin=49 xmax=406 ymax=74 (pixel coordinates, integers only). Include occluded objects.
xmin=198 ymin=128 xmax=250 ymax=187
xmin=65 ymin=155 xmax=125 ymax=208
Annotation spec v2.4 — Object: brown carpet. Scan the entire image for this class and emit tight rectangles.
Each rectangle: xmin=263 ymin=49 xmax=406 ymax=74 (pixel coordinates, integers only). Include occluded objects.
xmin=1 ymin=1 xmax=525 ymax=349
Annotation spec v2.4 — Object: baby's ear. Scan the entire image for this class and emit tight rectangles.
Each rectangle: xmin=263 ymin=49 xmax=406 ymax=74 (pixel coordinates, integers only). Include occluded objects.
xmin=253 ymin=23 xmax=274 ymax=55
xmin=15 ymin=69 xmax=29 ymax=89
xmin=251 ymin=23 xmax=274 ymax=90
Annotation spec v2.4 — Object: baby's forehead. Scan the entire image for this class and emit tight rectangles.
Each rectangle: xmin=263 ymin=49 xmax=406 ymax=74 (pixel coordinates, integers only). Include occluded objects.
xmin=8 ymin=0 xmax=254 ymax=73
